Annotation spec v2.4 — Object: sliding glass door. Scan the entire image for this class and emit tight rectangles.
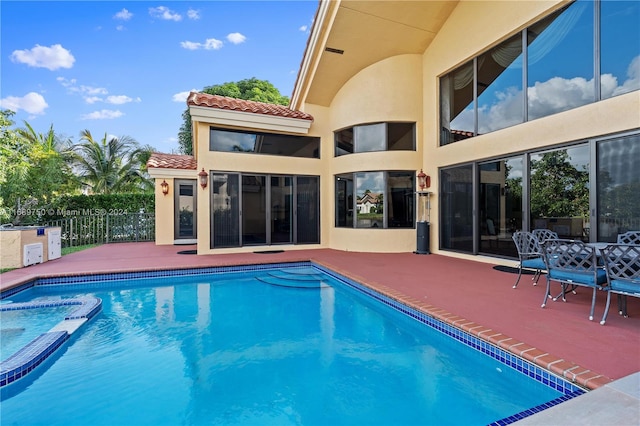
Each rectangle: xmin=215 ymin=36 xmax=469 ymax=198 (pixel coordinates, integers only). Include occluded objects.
xmin=210 ymin=172 xmax=319 ymax=248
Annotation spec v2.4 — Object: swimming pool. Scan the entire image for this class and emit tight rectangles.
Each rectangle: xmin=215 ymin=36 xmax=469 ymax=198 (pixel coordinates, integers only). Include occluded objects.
xmin=0 ymin=262 xmax=584 ymax=425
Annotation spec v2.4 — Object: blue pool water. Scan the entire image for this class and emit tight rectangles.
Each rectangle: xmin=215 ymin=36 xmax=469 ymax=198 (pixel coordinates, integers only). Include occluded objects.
xmin=1 ymin=305 xmax=76 ymax=360
xmin=0 ymin=264 xmax=582 ymax=425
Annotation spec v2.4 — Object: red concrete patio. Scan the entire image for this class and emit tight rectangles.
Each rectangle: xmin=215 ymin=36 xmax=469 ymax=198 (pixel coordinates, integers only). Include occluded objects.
xmin=1 ymin=243 xmax=638 ymax=390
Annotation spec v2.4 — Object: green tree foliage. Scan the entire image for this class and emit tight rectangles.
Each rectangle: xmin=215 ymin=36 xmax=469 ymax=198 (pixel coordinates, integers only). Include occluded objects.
xmin=71 ymin=130 xmax=153 ymax=194
xmin=49 ymin=193 xmax=155 ymax=219
xmin=0 ymin=110 xmax=79 ymax=224
xmin=178 ymin=78 xmax=290 ymax=155
xmin=530 ymin=151 xmax=589 ymax=219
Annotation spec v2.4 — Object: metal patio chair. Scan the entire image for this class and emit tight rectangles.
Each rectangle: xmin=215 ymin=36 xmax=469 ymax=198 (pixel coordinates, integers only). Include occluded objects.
xmin=600 ymin=244 xmax=640 ymax=325
xmin=511 ymin=231 xmax=547 ymax=289
xmin=540 ymin=239 xmax=608 ymax=320
xmin=617 ymin=231 xmax=640 ymax=245
xmin=532 ymin=229 xmax=558 ymax=244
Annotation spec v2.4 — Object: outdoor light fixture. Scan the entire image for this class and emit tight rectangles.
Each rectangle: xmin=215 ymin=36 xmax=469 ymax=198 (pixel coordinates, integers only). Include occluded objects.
xmin=160 ymin=179 xmax=169 ymax=196
xmin=198 ymin=168 xmax=208 ymax=190
xmin=417 ymin=169 xmax=430 ymax=191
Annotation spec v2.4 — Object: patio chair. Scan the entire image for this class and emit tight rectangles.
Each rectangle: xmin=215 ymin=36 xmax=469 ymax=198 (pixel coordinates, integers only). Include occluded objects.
xmin=511 ymin=231 xmax=547 ymax=289
xmin=599 ymin=244 xmax=640 ymax=325
xmin=617 ymin=231 xmax=640 ymax=245
xmin=532 ymin=229 xmax=558 ymax=244
xmin=540 ymin=239 xmax=608 ymax=320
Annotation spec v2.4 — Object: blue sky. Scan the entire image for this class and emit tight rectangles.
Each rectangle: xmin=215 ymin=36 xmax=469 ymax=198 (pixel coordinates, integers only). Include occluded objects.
xmin=1 ymin=1 xmax=318 ymax=153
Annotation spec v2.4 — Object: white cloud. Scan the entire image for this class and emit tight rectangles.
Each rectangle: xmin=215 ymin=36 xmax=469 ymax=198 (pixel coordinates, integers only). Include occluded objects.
xmin=0 ymin=92 xmax=48 ymax=115
xmin=10 ymin=44 xmax=75 ymax=70
xmin=81 ymin=109 xmax=124 ymax=120
xmin=116 ymin=25 xmax=125 ymax=31
xmin=612 ymin=55 xmax=640 ymax=97
xmin=106 ymin=95 xmax=140 ymax=104
xmin=85 ymin=96 xmax=102 ymax=104
xmin=226 ymin=32 xmax=246 ymax=45
xmin=172 ymin=90 xmax=197 ymax=102
xmin=299 ymin=25 xmax=308 ymax=32
xmin=149 ymin=6 xmax=182 ymax=21
xmin=181 ymin=38 xmax=223 ymax=50
xmin=114 ymin=8 xmax=133 ymax=20
xmin=187 ymin=9 xmax=200 ymax=20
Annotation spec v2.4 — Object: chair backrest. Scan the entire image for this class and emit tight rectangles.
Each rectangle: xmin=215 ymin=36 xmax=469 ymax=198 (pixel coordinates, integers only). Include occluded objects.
xmin=616 ymin=231 xmax=640 ymax=245
xmin=532 ymin=229 xmax=558 ymax=244
xmin=601 ymin=244 xmax=640 ymax=283
xmin=512 ymin=231 xmax=540 ymax=259
xmin=541 ymin=239 xmax=599 ymax=273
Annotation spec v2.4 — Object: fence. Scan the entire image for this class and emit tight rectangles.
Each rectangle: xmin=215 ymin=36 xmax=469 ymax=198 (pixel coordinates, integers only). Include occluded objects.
xmin=45 ymin=213 xmax=155 ymax=248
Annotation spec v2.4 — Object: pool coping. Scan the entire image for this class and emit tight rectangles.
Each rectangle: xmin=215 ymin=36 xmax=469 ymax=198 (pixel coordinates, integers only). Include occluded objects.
xmin=0 ymin=259 xmax=609 ymax=393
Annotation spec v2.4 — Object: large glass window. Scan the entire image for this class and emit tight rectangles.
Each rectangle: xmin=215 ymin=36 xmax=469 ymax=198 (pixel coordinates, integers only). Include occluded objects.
xmin=335 ymin=123 xmax=415 ymax=156
xmin=440 ymin=165 xmax=473 ymax=251
xmin=597 ymin=135 xmax=640 ymax=241
xmin=296 ymin=176 xmax=320 ymax=244
xmin=335 ymin=171 xmax=415 ymax=228
xmin=440 ymin=0 xmax=637 ymax=146
xmin=600 ymin=1 xmax=640 ymax=99
xmin=527 ymin=1 xmax=594 ymax=121
xmin=477 ymin=34 xmax=524 ymax=133
xmin=530 ymin=145 xmax=590 ymax=239
xmin=211 ymin=173 xmax=240 ymax=248
xmin=210 ymin=128 xmax=320 ymax=158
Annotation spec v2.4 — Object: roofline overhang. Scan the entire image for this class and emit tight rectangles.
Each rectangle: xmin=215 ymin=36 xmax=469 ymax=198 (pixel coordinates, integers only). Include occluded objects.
xmin=189 ymin=105 xmax=313 ymax=135
xmin=148 ymin=168 xmax=198 ymax=179
xmin=290 ymin=0 xmax=340 ymax=110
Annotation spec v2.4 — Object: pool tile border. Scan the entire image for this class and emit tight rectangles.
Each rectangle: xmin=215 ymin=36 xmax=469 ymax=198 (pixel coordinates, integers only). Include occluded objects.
xmin=0 ymin=297 xmax=102 ymax=387
xmin=1 ymin=260 xmax=590 ymax=423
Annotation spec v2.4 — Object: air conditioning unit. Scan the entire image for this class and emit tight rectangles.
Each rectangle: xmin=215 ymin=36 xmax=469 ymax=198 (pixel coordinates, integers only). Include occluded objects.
xmin=24 ymin=243 xmax=43 ymax=266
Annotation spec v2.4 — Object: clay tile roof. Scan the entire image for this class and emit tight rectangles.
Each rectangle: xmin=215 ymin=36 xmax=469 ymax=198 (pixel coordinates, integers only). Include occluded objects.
xmin=187 ymin=92 xmax=314 ymax=121
xmin=147 ymin=152 xmax=197 ymax=170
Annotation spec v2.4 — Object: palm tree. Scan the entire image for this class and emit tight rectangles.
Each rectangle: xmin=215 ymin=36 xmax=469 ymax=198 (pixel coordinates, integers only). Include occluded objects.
xmin=72 ymin=130 xmax=151 ymax=194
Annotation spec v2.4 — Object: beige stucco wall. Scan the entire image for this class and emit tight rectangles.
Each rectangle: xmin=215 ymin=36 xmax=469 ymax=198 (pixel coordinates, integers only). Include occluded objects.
xmin=153 ymin=177 xmax=175 ymax=245
xmin=419 ymin=0 xmax=640 ymax=259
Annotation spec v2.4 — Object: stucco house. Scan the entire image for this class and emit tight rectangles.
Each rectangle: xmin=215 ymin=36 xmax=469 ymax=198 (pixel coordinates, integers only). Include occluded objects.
xmin=148 ymin=0 xmax=640 ymax=262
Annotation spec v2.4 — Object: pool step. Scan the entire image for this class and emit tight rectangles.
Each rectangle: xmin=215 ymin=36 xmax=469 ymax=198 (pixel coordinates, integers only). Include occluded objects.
xmin=257 ymin=269 xmax=330 ymax=289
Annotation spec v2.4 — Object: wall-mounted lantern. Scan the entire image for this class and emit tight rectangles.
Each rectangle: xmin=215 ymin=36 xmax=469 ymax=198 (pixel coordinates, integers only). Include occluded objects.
xmin=198 ymin=168 xmax=208 ymax=190
xmin=417 ymin=169 xmax=430 ymax=191
xmin=160 ymin=179 xmax=169 ymax=196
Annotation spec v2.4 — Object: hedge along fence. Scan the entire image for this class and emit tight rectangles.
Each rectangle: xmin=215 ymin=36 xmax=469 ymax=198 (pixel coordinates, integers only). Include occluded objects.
xmin=45 ymin=212 xmax=155 ymax=248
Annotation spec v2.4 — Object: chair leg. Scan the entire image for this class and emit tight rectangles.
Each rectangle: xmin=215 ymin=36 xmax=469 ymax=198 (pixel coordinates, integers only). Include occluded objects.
xmin=600 ymin=291 xmax=612 ymax=325
xmin=531 ymin=269 xmax=541 ymax=286
xmin=513 ymin=266 xmax=524 ymax=289
xmin=541 ymin=276 xmax=551 ymax=308
xmin=588 ymin=287 xmax=597 ymax=321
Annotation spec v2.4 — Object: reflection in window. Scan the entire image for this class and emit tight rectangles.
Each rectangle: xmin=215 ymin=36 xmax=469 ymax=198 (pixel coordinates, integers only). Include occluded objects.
xmin=479 ymin=157 xmax=523 ymax=257
xmin=600 ymin=1 xmax=640 ymax=99
xmin=440 ymin=165 xmax=473 ymax=251
xmin=527 ymin=1 xmax=594 ymax=121
xmin=335 ymin=172 xmax=414 ymax=228
xmin=335 ymin=123 xmax=415 ymax=156
xmin=210 ymin=128 xmax=320 ymax=158
xmin=440 ymin=59 xmax=475 ymax=145
xmin=597 ymin=135 xmax=640 ymax=241
xmin=477 ymin=34 xmax=524 ymax=133
xmin=530 ymin=145 xmax=589 ymax=239
xmin=439 ymin=0 xmax=639 ymax=146
xmin=356 ymin=172 xmax=385 ymax=228
xmin=354 ymin=123 xmax=386 ymax=153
